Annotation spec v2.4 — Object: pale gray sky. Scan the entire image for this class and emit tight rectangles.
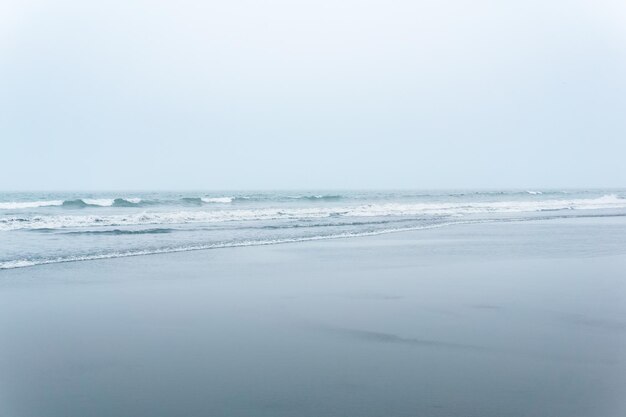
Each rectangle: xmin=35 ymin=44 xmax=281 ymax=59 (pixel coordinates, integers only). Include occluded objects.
xmin=1 ymin=0 xmax=625 ymax=190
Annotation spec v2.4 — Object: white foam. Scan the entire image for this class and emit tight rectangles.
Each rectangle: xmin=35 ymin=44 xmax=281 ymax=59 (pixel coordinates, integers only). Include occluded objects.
xmin=201 ymin=197 xmax=233 ymax=203
xmin=0 ymin=259 xmax=37 ymax=269
xmin=82 ymin=199 xmax=115 ymax=206
xmin=0 ymin=195 xmax=624 ymax=232
xmin=0 ymin=200 xmax=64 ymax=209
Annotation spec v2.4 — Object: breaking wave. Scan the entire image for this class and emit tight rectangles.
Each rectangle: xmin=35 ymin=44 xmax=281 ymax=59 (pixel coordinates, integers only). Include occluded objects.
xmin=0 ymin=198 xmax=144 ymax=210
xmin=63 ymin=198 xmax=143 ymax=207
xmin=3 ymin=191 xmax=605 ymax=210
xmin=1 ymin=195 xmax=624 ymax=232
xmin=201 ymin=197 xmax=233 ymax=203
xmin=181 ymin=197 xmax=234 ymax=205
xmin=0 ymin=200 xmax=64 ymax=209
xmin=288 ymin=194 xmax=343 ymax=201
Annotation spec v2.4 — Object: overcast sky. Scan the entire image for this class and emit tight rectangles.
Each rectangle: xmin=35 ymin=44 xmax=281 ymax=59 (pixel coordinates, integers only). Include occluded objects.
xmin=1 ymin=0 xmax=625 ymax=190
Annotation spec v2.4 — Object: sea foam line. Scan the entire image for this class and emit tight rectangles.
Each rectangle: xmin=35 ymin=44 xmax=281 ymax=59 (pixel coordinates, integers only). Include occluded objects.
xmin=0 ymin=220 xmax=483 ymax=270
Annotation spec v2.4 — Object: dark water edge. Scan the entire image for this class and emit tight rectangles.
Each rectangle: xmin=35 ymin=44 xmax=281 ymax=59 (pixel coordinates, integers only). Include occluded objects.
xmin=0 ymin=217 xmax=625 ymax=417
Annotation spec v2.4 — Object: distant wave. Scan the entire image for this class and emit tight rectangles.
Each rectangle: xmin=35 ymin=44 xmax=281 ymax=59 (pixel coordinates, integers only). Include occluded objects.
xmin=2 ymin=191 xmax=594 ymax=210
xmin=181 ymin=197 xmax=233 ymax=205
xmin=441 ymin=190 xmax=573 ymax=198
xmin=0 ymin=196 xmax=232 ymax=210
xmin=180 ymin=197 xmax=203 ymax=205
xmin=1 ymin=194 xmax=625 ymax=232
xmin=63 ymin=198 xmax=143 ymax=207
xmin=62 ymin=199 xmax=93 ymax=208
xmin=0 ymin=200 xmax=64 ymax=209
xmin=288 ymin=194 xmax=342 ymax=201
xmin=112 ymin=198 xmax=143 ymax=207
xmin=201 ymin=197 xmax=233 ymax=203
xmin=0 ymin=198 xmax=144 ymax=210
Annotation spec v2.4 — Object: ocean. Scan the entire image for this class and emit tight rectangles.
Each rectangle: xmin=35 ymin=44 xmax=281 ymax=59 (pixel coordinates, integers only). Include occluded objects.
xmin=1 ymin=189 xmax=626 ymax=270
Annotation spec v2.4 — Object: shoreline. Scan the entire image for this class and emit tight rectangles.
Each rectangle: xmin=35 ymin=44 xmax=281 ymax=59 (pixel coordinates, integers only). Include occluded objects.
xmin=3 ymin=212 xmax=626 ymax=272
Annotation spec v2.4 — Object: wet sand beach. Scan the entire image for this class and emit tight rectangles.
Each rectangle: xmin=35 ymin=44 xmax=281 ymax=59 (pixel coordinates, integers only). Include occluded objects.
xmin=1 ymin=217 xmax=625 ymax=417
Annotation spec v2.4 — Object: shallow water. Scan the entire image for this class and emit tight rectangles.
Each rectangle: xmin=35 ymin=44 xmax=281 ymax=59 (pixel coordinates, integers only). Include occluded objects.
xmin=1 ymin=189 xmax=626 ymax=269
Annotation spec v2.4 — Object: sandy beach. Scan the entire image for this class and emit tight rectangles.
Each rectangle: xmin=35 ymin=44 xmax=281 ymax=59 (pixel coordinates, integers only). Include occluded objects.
xmin=1 ymin=216 xmax=625 ymax=417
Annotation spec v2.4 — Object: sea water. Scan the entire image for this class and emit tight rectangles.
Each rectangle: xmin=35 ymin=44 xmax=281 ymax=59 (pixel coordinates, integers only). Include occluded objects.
xmin=1 ymin=189 xmax=625 ymax=269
